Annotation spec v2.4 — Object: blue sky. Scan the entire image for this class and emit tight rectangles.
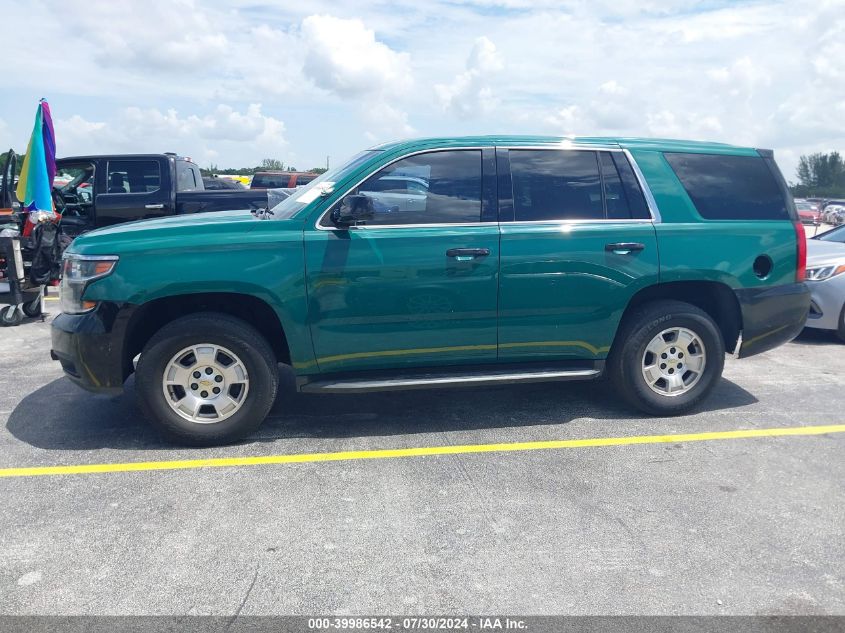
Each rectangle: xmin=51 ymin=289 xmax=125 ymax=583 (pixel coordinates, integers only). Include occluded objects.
xmin=2 ymin=0 xmax=843 ymax=180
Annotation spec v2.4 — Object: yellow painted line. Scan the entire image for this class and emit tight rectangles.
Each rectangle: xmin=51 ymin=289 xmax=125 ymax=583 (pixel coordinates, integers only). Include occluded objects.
xmin=0 ymin=424 xmax=842 ymax=479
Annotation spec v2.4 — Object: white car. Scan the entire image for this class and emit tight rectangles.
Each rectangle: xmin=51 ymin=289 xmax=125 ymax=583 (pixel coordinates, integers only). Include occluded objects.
xmin=360 ymin=175 xmax=428 ymax=214
xmin=823 ymin=204 xmax=845 ymax=224
xmin=804 ymin=239 xmax=845 ymax=342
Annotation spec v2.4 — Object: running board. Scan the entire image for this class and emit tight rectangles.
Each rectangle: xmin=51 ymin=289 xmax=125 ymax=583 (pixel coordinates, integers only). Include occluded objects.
xmin=299 ymin=367 xmax=602 ymax=393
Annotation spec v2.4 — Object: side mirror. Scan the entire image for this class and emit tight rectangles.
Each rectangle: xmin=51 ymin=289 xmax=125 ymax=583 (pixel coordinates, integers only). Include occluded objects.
xmin=332 ymin=194 xmax=375 ymax=227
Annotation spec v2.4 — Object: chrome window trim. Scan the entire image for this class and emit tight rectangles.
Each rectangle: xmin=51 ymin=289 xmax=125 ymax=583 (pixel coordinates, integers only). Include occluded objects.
xmin=314 ymin=144 xmax=658 ymax=231
xmin=345 ymin=222 xmax=492 ymax=230
xmin=500 ymin=218 xmax=655 ymax=226
xmin=622 ymin=148 xmax=662 ymax=223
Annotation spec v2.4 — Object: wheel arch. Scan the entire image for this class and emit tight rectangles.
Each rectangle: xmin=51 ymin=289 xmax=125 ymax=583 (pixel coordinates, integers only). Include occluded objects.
xmin=122 ymin=292 xmax=291 ymax=379
xmin=613 ymin=281 xmax=743 ymax=355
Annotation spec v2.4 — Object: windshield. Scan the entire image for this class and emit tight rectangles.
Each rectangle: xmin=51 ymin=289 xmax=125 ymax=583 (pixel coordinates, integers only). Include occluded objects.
xmin=263 ymin=150 xmax=381 ymax=220
xmin=816 ymin=225 xmax=845 ymax=243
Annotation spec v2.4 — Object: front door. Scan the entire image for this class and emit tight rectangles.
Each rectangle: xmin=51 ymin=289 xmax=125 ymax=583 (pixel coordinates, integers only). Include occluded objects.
xmin=304 ymin=148 xmax=499 ymax=374
xmin=497 ymin=147 xmax=659 ymax=362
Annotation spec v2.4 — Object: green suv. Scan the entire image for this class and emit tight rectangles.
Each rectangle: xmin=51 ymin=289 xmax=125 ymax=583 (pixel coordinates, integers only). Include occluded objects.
xmin=50 ymin=136 xmax=810 ymax=445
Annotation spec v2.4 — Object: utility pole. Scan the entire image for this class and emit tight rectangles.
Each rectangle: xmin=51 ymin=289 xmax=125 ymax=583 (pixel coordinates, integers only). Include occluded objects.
xmin=326 ymin=155 xmax=330 ymax=171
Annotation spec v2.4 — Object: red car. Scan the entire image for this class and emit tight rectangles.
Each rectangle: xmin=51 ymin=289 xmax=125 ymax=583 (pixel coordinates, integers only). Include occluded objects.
xmin=795 ymin=199 xmax=821 ymax=225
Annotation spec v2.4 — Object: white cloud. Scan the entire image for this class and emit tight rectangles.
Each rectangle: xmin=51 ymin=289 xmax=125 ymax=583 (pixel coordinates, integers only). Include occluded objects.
xmin=302 ymin=14 xmax=412 ymax=98
xmin=55 ymin=105 xmax=286 ymax=167
xmin=599 ymin=81 xmax=627 ymax=96
xmin=362 ymin=102 xmax=416 ymax=143
xmin=3 ymin=1 xmax=845 ymax=179
xmin=436 ymin=37 xmax=503 ymax=119
xmin=62 ymin=0 xmax=229 ymax=70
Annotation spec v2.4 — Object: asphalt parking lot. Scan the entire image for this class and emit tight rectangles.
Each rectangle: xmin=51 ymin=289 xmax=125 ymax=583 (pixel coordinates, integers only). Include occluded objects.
xmin=0 ymin=296 xmax=843 ymax=616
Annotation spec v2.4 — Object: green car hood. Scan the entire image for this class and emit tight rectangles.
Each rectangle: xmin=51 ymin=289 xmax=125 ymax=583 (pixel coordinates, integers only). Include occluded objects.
xmin=67 ymin=210 xmax=264 ymax=256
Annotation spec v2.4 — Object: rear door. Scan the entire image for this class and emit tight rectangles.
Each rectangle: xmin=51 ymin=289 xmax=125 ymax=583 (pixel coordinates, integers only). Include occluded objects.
xmin=304 ymin=148 xmax=499 ymax=373
xmin=497 ymin=147 xmax=659 ymax=362
xmin=95 ymin=158 xmax=172 ymax=226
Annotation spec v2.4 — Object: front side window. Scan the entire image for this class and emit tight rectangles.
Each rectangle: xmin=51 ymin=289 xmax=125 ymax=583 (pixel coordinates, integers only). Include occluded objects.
xmin=510 ymin=150 xmax=604 ymax=221
xmin=664 ymin=152 xmax=789 ymax=220
xmin=334 ymin=150 xmax=482 ymax=226
xmin=106 ymin=160 xmax=160 ymax=194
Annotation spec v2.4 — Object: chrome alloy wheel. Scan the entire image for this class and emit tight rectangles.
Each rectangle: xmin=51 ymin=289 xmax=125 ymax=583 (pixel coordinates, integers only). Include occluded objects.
xmin=161 ymin=344 xmax=250 ymax=423
xmin=641 ymin=327 xmax=706 ymax=397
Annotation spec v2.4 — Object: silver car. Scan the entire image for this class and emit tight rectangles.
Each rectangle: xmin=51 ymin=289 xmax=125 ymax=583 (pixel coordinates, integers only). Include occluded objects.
xmin=804 ymin=239 xmax=845 ymax=342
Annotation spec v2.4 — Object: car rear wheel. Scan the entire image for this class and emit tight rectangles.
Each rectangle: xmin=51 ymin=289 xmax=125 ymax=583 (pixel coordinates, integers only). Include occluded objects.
xmin=135 ymin=312 xmax=279 ymax=446
xmin=609 ymin=300 xmax=725 ymax=416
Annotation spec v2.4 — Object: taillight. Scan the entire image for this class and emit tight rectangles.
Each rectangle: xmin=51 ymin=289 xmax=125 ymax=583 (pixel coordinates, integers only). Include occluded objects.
xmin=794 ymin=221 xmax=806 ymax=282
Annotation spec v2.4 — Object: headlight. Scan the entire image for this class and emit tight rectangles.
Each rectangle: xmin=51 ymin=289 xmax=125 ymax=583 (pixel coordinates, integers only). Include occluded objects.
xmin=60 ymin=254 xmax=119 ymax=314
xmin=805 ymin=264 xmax=845 ymax=282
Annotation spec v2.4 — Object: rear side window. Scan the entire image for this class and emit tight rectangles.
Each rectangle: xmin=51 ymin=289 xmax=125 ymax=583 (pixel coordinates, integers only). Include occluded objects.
xmin=510 ymin=150 xmax=603 ymax=221
xmin=664 ymin=153 xmax=789 ymax=220
xmin=106 ymin=160 xmax=160 ymax=194
xmin=345 ymin=150 xmax=482 ymax=225
xmin=609 ymin=153 xmax=650 ymax=219
xmin=508 ymin=150 xmax=650 ymax=221
xmin=253 ymin=174 xmax=290 ymax=188
xmin=176 ymin=161 xmax=201 ymax=192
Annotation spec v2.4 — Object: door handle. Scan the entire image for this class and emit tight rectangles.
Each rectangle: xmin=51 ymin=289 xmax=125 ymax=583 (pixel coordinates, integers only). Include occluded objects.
xmin=144 ymin=203 xmax=165 ymax=210
xmin=605 ymin=242 xmax=645 ymax=255
xmin=446 ymin=248 xmax=490 ymax=262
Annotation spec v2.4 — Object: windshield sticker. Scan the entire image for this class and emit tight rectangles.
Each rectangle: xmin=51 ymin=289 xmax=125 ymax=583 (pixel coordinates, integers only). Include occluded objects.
xmin=295 ymin=182 xmax=335 ymax=204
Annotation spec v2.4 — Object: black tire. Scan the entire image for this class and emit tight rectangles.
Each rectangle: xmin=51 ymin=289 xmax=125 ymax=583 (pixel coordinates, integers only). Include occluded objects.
xmin=837 ymin=304 xmax=845 ymax=344
xmin=0 ymin=305 xmax=23 ymax=327
xmin=135 ymin=312 xmax=279 ymax=446
xmin=608 ymin=300 xmax=725 ymax=416
xmin=22 ymin=292 xmax=42 ymax=318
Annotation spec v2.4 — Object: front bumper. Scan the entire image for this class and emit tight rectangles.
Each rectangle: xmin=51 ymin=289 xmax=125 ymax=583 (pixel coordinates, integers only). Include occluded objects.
xmin=804 ymin=275 xmax=845 ymax=332
xmin=734 ymin=282 xmax=810 ymax=358
xmin=50 ymin=302 xmax=137 ymax=395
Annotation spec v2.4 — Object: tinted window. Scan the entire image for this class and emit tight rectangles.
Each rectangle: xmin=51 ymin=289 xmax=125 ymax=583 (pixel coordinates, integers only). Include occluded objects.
xmin=106 ymin=160 xmax=160 ymax=194
xmin=664 ymin=153 xmax=789 ymax=220
xmin=252 ymin=174 xmax=289 ymax=188
xmin=510 ymin=150 xmax=603 ymax=221
xmin=295 ymin=175 xmax=316 ymax=187
xmin=610 ymin=153 xmax=650 ymax=219
xmin=176 ymin=161 xmax=201 ymax=192
xmin=350 ymin=150 xmax=481 ymax=225
xmin=599 ymin=152 xmax=629 ymax=219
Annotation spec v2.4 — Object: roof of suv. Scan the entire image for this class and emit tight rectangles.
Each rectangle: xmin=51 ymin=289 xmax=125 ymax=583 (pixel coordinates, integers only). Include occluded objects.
xmin=370 ymin=136 xmax=761 ymax=156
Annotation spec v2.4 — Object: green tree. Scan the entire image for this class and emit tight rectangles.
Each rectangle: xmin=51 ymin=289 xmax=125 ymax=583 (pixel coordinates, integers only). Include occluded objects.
xmin=791 ymin=151 xmax=845 ymax=198
xmin=309 ymin=167 xmax=328 ymax=174
xmin=260 ymin=158 xmax=285 ymax=171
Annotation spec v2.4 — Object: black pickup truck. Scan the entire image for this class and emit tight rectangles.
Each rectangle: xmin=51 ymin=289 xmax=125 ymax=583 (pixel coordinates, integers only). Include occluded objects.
xmin=1 ymin=150 xmax=269 ymax=237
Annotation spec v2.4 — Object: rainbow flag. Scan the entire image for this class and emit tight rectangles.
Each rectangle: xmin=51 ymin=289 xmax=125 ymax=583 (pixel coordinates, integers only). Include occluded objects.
xmin=15 ymin=99 xmax=57 ymax=231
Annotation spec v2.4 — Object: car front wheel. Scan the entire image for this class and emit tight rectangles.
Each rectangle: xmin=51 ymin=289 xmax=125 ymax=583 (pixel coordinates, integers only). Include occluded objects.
xmin=609 ymin=300 xmax=725 ymax=416
xmin=135 ymin=312 xmax=279 ymax=446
